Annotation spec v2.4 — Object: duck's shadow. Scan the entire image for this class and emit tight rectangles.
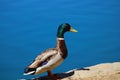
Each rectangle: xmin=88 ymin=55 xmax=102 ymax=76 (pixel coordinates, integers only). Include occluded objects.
xmin=26 ymin=68 xmax=90 ymax=80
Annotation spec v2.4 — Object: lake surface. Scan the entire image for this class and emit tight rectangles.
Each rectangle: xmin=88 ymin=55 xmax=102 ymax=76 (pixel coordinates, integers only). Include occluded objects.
xmin=0 ymin=0 xmax=120 ymax=80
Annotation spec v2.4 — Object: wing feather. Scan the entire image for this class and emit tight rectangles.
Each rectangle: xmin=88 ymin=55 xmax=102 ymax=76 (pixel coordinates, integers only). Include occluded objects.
xmin=29 ymin=48 xmax=58 ymax=68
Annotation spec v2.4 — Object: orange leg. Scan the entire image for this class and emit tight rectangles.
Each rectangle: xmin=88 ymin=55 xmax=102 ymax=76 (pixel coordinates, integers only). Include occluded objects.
xmin=47 ymin=71 xmax=58 ymax=80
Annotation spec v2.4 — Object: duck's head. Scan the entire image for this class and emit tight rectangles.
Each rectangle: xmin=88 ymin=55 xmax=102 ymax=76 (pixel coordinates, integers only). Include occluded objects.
xmin=57 ymin=23 xmax=78 ymax=38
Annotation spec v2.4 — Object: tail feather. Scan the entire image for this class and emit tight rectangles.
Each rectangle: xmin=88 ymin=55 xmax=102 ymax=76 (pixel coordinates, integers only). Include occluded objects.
xmin=24 ymin=67 xmax=36 ymax=75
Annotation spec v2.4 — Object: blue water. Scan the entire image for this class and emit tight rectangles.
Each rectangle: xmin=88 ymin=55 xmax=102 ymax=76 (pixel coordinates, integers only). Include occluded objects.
xmin=0 ymin=0 xmax=120 ymax=80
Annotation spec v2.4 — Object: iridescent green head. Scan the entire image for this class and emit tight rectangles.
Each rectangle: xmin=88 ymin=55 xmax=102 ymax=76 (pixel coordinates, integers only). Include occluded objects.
xmin=57 ymin=23 xmax=78 ymax=38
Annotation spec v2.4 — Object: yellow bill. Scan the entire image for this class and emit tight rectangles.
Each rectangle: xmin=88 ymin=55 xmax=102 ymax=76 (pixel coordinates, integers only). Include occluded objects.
xmin=70 ymin=27 xmax=78 ymax=32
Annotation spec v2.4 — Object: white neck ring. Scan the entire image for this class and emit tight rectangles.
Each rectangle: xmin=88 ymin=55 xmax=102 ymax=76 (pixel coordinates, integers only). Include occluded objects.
xmin=57 ymin=38 xmax=64 ymax=40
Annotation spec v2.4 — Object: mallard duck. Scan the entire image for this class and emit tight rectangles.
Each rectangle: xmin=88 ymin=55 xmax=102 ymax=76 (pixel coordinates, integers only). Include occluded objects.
xmin=24 ymin=23 xmax=78 ymax=80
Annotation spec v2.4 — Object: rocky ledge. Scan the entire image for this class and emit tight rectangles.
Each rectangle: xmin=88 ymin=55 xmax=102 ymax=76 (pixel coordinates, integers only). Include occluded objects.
xmin=26 ymin=62 xmax=120 ymax=80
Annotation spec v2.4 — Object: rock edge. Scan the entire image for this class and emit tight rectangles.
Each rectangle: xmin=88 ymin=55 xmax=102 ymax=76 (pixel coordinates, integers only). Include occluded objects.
xmin=26 ymin=62 xmax=120 ymax=80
